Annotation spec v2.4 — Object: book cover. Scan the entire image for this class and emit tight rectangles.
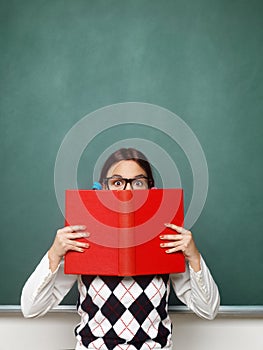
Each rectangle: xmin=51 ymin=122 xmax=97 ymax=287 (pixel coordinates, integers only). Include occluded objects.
xmin=64 ymin=188 xmax=185 ymax=275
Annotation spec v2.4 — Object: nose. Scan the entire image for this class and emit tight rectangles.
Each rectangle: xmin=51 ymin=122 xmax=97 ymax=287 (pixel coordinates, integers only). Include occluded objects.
xmin=125 ymin=182 xmax=132 ymax=190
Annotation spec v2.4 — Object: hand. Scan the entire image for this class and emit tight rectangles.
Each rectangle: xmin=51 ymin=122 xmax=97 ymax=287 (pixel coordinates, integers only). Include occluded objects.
xmin=160 ymin=223 xmax=201 ymax=272
xmin=48 ymin=225 xmax=90 ymax=272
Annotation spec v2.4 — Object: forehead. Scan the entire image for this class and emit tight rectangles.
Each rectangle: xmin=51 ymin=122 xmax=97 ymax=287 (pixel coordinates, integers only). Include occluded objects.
xmin=106 ymin=160 xmax=146 ymax=177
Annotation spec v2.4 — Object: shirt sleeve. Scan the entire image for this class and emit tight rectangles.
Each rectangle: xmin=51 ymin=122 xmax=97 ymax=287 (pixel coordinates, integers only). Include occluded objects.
xmin=20 ymin=252 xmax=77 ymax=318
xmin=170 ymin=255 xmax=220 ymax=320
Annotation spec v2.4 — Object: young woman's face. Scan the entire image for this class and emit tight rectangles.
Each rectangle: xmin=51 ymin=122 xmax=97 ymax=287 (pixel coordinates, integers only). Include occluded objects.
xmin=104 ymin=160 xmax=148 ymax=190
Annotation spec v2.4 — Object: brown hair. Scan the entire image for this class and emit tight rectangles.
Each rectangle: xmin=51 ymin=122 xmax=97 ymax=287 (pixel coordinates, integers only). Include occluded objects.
xmin=99 ymin=148 xmax=155 ymax=188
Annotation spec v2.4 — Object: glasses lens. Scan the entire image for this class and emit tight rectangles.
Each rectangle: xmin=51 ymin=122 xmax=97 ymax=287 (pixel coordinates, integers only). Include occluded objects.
xmin=107 ymin=177 xmax=126 ymax=190
xmin=131 ymin=177 xmax=148 ymax=189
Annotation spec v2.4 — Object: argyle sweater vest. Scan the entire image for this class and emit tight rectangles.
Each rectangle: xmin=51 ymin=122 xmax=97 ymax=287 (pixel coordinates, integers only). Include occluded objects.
xmin=75 ymin=274 xmax=172 ymax=349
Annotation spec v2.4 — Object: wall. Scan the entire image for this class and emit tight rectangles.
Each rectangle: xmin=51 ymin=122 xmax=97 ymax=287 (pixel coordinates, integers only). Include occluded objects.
xmin=0 ymin=312 xmax=262 ymax=350
xmin=1 ymin=0 xmax=263 ymax=307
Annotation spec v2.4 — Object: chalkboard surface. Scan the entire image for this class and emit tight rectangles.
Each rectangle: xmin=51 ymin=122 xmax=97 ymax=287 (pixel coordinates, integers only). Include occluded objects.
xmin=1 ymin=0 xmax=262 ymax=307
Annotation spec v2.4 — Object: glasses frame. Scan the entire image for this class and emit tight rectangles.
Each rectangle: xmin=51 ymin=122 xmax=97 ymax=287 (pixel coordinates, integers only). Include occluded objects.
xmin=103 ymin=175 xmax=150 ymax=190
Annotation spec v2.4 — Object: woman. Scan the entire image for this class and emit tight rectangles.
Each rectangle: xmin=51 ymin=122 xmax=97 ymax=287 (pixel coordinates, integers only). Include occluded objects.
xmin=21 ymin=148 xmax=220 ymax=350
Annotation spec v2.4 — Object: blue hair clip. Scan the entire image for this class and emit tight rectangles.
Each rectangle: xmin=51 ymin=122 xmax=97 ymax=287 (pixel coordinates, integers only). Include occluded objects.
xmin=92 ymin=182 xmax=102 ymax=190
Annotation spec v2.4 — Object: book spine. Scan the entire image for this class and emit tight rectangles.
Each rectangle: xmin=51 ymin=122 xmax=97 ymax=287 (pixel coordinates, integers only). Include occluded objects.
xmin=118 ymin=192 xmax=136 ymax=275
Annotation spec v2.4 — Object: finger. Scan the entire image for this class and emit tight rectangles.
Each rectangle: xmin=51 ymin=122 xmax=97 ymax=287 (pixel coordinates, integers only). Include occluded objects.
xmin=160 ymin=239 xmax=188 ymax=253
xmin=66 ymin=232 xmax=90 ymax=239
xmin=165 ymin=242 xmax=189 ymax=254
xmin=164 ymin=223 xmax=189 ymax=234
xmin=64 ymin=240 xmax=90 ymax=254
xmin=164 ymin=246 xmax=184 ymax=254
xmin=160 ymin=234 xmax=183 ymax=240
xmin=160 ymin=240 xmax=185 ymax=249
xmin=62 ymin=225 xmax=87 ymax=233
xmin=160 ymin=241 xmax=178 ymax=248
xmin=66 ymin=244 xmax=86 ymax=253
xmin=67 ymin=240 xmax=90 ymax=249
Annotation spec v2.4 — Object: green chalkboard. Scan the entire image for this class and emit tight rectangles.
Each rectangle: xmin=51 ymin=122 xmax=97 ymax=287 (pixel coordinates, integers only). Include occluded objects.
xmin=1 ymin=0 xmax=262 ymax=307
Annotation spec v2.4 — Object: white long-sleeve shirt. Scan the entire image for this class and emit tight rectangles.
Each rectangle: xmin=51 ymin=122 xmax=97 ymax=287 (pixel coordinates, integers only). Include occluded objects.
xmin=21 ymin=253 xmax=220 ymax=349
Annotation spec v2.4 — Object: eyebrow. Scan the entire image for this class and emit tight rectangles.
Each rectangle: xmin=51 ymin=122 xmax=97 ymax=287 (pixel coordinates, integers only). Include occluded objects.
xmin=110 ymin=174 xmax=146 ymax=179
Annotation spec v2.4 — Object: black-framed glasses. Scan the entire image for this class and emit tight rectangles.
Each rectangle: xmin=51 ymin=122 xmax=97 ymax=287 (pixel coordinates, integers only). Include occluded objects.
xmin=103 ymin=176 xmax=149 ymax=190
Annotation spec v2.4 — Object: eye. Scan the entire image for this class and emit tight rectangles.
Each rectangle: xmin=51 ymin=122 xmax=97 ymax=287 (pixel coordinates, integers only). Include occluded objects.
xmin=113 ymin=179 xmax=124 ymax=187
xmin=133 ymin=178 xmax=148 ymax=189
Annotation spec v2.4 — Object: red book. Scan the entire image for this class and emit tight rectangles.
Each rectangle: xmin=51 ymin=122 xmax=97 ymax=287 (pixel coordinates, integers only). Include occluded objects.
xmin=64 ymin=188 xmax=185 ymax=276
